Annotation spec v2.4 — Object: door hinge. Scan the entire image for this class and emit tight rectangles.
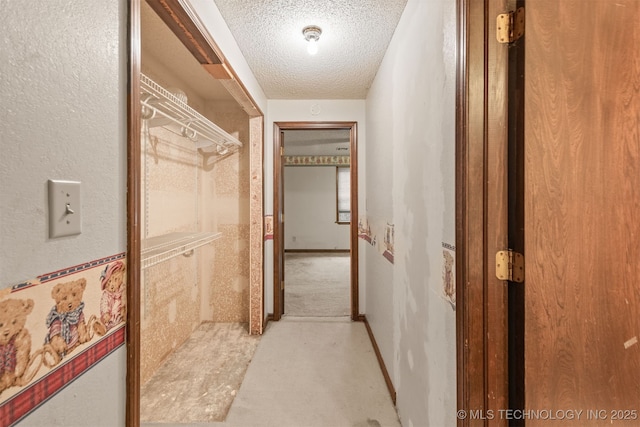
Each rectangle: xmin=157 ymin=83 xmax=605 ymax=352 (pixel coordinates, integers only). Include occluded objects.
xmin=496 ymin=250 xmax=525 ymax=283
xmin=280 ymin=146 xmax=284 ymax=156
xmin=281 ymin=280 xmax=284 ymax=291
xmin=497 ymin=7 xmax=525 ymax=44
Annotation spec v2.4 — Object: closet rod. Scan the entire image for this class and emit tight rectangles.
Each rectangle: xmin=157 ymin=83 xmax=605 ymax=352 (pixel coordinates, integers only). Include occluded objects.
xmin=140 ymin=73 xmax=242 ymax=153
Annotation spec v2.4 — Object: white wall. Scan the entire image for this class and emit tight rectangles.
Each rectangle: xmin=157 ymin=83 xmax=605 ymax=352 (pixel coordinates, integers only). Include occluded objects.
xmin=0 ymin=0 xmax=127 ymax=425
xmin=364 ymin=0 xmax=457 ymax=426
xmin=284 ymin=166 xmax=350 ymax=250
xmin=265 ymin=99 xmax=366 ymax=315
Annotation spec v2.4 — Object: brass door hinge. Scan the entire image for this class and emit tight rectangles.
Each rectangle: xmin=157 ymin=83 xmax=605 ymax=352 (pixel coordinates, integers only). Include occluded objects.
xmin=280 ymin=146 xmax=284 ymax=156
xmin=497 ymin=7 xmax=525 ymax=44
xmin=496 ymin=250 xmax=524 ymax=283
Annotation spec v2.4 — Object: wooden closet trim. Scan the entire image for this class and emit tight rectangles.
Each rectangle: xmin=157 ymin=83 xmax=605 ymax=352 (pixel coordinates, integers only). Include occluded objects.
xmin=145 ymin=0 xmax=225 ymax=65
xmin=126 ymin=0 xmax=142 ymax=426
xmin=146 ymin=0 xmax=263 ymax=118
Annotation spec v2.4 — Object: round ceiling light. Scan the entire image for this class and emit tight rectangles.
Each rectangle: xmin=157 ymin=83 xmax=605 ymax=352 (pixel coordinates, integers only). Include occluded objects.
xmin=302 ymin=25 xmax=322 ymax=55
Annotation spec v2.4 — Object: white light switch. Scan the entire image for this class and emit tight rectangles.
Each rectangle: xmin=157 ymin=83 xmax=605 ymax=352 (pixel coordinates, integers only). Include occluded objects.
xmin=48 ymin=180 xmax=81 ymax=238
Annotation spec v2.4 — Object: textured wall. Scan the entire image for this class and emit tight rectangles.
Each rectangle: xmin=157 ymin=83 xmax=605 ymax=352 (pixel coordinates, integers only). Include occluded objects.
xmin=206 ymin=103 xmax=251 ymax=323
xmin=0 ymin=1 xmax=127 ymax=286
xmin=0 ymin=0 xmax=127 ymax=425
xmin=248 ymin=116 xmax=264 ymax=334
xmin=364 ymin=0 xmax=457 ymax=426
xmin=140 ymin=126 xmax=202 ymax=385
xmin=284 ymin=166 xmax=350 ymax=250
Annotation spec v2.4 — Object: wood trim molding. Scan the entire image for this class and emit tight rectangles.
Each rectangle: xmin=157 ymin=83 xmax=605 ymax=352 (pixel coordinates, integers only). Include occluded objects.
xmin=456 ymin=0 xmax=510 ymax=426
xmin=455 ymin=2 xmax=471 ymax=422
xmin=203 ymin=63 xmax=234 ymax=80
xmin=484 ymin=0 xmax=510 ymax=422
xmin=273 ymin=125 xmax=284 ymax=320
xmin=126 ymin=0 xmax=142 ymax=426
xmin=349 ymin=123 xmax=359 ymax=319
xmin=145 ymin=0 xmax=224 ymax=65
xmin=359 ymin=315 xmax=396 ymax=405
xmin=456 ymin=0 xmax=486 ymax=425
xmin=147 ymin=0 xmax=263 ymax=117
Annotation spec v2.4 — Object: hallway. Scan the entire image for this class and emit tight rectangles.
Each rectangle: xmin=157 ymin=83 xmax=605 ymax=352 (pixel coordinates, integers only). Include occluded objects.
xmin=142 ymin=317 xmax=400 ymax=427
xmin=1 ymin=1 xmax=460 ymax=425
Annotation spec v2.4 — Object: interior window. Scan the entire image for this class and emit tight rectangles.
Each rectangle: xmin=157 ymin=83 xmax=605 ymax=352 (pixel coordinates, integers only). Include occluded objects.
xmin=337 ymin=166 xmax=350 ymax=223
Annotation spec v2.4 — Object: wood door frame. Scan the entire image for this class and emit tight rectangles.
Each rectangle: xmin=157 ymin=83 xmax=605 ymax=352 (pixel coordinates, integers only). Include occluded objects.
xmin=126 ymin=1 xmax=142 ymax=425
xmin=456 ymin=0 xmax=510 ymax=425
xmin=273 ymin=121 xmax=359 ymax=321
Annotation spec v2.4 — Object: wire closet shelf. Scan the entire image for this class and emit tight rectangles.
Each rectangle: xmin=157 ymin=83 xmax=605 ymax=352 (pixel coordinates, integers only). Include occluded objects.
xmin=141 ymin=231 xmax=222 ymax=269
xmin=140 ymin=73 xmax=242 ymax=155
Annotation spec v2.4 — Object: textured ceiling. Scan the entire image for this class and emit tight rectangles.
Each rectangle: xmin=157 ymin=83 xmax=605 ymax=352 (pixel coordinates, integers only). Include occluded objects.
xmin=141 ymin=0 xmax=396 ymax=155
xmin=212 ymin=0 xmax=409 ymax=99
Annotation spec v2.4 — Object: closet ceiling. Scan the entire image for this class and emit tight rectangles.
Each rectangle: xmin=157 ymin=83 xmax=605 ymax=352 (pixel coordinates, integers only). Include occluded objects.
xmin=212 ymin=0 xmax=409 ymax=99
xmin=141 ymin=0 xmax=234 ymax=102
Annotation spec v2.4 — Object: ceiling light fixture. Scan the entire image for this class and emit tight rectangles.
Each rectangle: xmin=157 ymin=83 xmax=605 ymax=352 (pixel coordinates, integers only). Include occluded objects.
xmin=302 ymin=25 xmax=322 ymax=55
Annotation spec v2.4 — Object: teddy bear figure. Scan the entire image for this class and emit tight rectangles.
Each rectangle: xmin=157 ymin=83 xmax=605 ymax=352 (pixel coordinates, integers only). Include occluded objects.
xmin=97 ymin=261 xmax=126 ymax=333
xmin=44 ymin=279 xmax=90 ymax=358
xmin=443 ymin=250 xmax=455 ymax=307
xmin=0 ymin=298 xmax=34 ymax=394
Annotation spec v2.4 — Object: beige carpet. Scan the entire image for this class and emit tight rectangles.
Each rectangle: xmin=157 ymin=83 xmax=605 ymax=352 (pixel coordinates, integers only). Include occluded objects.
xmin=284 ymin=252 xmax=350 ymax=317
xmin=140 ymin=322 xmax=260 ymax=423
xmin=222 ymin=317 xmax=401 ymax=427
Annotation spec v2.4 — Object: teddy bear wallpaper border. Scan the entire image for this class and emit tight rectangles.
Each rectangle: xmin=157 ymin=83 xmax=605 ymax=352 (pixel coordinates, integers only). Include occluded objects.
xmin=0 ymin=253 xmax=126 ymax=426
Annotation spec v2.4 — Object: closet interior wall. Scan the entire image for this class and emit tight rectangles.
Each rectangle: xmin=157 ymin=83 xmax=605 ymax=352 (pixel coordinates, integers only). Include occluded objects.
xmin=140 ymin=3 xmax=250 ymax=385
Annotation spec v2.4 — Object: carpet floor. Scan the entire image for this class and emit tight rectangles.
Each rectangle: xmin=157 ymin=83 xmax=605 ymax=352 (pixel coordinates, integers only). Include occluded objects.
xmin=221 ymin=317 xmax=401 ymax=427
xmin=140 ymin=254 xmax=398 ymax=427
xmin=284 ymin=252 xmax=350 ymax=317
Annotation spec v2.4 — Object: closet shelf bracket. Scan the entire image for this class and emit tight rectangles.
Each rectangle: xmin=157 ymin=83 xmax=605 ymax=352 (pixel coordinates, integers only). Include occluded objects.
xmin=140 ymin=73 xmax=242 ymax=155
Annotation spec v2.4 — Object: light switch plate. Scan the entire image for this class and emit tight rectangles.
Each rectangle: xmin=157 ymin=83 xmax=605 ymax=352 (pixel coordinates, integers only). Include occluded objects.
xmin=48 ymin=179 xmax=81 ymax=238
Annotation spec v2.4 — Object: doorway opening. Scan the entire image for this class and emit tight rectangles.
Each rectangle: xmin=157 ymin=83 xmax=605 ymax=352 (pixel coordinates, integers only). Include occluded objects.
xmin=282 ymin=128 xmax=352 ymax=317
xmin=273 ymin=122 xmax=359 ymax=321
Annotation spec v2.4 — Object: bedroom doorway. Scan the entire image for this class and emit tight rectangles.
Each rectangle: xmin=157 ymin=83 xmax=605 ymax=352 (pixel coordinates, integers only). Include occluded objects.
xmin=273 ymin=122 xmax=359 ymax=321
xmin=282 ymin=128 xmax=352 ymax=317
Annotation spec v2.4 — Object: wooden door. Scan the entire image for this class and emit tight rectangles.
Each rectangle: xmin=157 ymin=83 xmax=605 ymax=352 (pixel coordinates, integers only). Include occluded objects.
xmin=275 ymin=130 xmax=286 ymax=319
xmin=279 ymin=131 xmax=286 ymax=316
xmin=518 ymin=1 xmax=640 ymax=424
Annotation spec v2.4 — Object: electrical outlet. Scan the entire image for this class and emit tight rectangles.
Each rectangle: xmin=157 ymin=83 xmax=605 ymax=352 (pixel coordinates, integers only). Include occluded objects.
xmin=48 ymin=179 xmax=81 ymax=238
